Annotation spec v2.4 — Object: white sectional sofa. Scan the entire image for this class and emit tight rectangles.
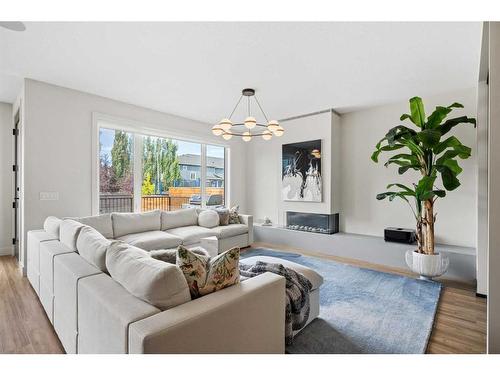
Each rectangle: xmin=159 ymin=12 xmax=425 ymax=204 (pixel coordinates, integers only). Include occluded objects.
xmin=26 ymin=209 xmax=288 ymax=354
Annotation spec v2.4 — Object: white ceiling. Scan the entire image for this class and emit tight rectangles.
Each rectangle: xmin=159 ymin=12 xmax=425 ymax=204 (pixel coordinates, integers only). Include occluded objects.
xmin=0 ymin=22 xmax=482 ymax=123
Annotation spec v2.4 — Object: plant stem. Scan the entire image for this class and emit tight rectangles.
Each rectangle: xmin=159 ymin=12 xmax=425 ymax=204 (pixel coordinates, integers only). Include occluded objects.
xmin=423 ymin=199 xmax=435 ymax=255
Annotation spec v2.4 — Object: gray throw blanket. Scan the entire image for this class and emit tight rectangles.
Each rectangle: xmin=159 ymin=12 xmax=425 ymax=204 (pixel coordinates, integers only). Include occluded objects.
xmin=239 ymin=261 xmax=313 ymax=345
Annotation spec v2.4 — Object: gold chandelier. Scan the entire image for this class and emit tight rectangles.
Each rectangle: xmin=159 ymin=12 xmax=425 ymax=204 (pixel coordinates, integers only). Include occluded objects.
xmin=212 ymin=88 xmax=284 ymax=142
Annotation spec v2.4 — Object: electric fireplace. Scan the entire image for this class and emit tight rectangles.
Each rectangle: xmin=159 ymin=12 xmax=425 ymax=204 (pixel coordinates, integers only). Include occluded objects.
xmin=285 ymin=211 xmax=339 ymax=234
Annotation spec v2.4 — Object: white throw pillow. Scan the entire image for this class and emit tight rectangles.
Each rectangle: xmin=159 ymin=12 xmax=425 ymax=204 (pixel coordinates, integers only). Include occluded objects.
xmin=161 ymin=208 xmax=199 ymax=230
xmin=105 ymin=242 xmax=191 ymax=310
xmin=72 ymin=214 xmax=114 ymax=239
xmin=111 ymin=210 xmax=161 ymax=238
xmin=76 ymin=226 xmax=113 ymax=272
xmin=43 ymin=216 xmax=62 ymax=238
xmin=198 ymin=210 xmax=220 ymax=228
xmin=59 ymin=219 xmax=85 ymax=251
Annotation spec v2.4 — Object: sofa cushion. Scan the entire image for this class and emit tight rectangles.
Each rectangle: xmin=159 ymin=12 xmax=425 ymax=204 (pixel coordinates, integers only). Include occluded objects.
xmin=77 ymin=226 xmax=113 ymax=272
xmin=59 ymin=219 xmax=85 ymax=251
xmin=211 ymin=224 xmax=248 ymax=239
xmin=112 ymin=210 xmax=161 ymax=238
xmin=105 ymin=242 xmax=191 ymax=310
xmin=239 ymin=255 xmax=324 ymax=290
xmin=150 ymin=247 xmax=209 ymax=264
xmin=161 ymin=208 xmax=198 ymax=230
xmin=73 ymin=214 xmax=114 ymax=239
xmin=215 ymin=208 xmax=230 ymax=226
xmin=176 ymin=246 xmax=240 ymax=298
xmin=228 ymin=205 xmax=241 ymax=224
xmin=165 ymin=226 xmax=215 ymax=245
xmin=198 ymin=210 xmax=220 ymax=228
xmin=117 ymin=231 xmax=182 ymax=251
xmin=43 ymin=216 xmax=62 ymax=238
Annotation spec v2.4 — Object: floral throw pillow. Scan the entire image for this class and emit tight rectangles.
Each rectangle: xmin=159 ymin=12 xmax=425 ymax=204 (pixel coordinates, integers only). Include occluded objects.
xmin=228 ymin=205 xmax=241 ymax=224
xmin=176 ymin=245 xmax=240 ymax=298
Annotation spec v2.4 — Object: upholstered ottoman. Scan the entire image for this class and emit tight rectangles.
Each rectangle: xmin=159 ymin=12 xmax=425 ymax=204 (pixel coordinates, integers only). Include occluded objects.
xmin=239 ymin=256 xmax=323 ymax=334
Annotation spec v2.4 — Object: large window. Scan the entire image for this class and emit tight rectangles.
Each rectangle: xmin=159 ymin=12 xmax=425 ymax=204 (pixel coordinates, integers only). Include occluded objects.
xmin=141 ymin=136 xmax=202 ymax=212
xmin=206 ymin=145 xmax=225 ymax=207
xmin=96 ymin=122 xmax=226 ymax=214
xmin=99 ymin=128 xmax=134 ymax=213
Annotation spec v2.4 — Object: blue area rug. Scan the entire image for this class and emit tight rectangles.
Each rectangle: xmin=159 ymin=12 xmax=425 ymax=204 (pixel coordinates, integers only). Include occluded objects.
xmin=241 ymin=248 xmax=442 ymax=354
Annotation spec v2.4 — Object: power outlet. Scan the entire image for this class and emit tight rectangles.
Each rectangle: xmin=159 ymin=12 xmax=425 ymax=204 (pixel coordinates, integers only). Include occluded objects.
xmin=39 ymin=191 xmax=59 ymax=201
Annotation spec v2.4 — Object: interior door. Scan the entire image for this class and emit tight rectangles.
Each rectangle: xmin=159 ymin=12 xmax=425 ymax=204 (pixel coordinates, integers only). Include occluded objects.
xmin=13 ymin=110 xmax=20 ymax=260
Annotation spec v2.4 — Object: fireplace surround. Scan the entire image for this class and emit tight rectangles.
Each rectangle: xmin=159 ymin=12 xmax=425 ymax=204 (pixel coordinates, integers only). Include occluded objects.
xmin=286 ymin=211 xmax=339 ymax=234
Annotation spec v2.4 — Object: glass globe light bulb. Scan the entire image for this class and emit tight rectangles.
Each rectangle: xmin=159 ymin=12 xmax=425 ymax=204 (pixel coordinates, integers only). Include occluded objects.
xmin=222 ymin=131 xmax=233 ymax=140
xmin=267 ymin=120 xmax=279 ymax=132
xmin=262 ymin=130 xmax=272 ymax=141
xmin=219 ymin=118 xmax=233 ymax=132
xmin=244 ymin=116 xmax=257 ymax=129
xmin=242 ymin=131 xmax=252 ymax=142
xmin=212 ymin=124 xmax=224 ymax=136
xmin=274 ymin=125 xmax=284 ymax=137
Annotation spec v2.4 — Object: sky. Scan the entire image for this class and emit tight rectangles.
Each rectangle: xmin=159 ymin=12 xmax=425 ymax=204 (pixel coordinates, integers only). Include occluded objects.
xmin=99 ymin=128 xmax=224 ymax=163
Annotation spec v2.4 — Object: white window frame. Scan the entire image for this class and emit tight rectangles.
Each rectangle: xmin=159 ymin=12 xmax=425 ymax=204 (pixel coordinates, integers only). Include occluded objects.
xmin=91 ymin=112 xmax=228 ymax=215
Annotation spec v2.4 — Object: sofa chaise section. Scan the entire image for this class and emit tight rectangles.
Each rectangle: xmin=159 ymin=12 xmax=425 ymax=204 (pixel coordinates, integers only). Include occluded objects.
xmin=129 ymin=272 xmax=286 ymax=354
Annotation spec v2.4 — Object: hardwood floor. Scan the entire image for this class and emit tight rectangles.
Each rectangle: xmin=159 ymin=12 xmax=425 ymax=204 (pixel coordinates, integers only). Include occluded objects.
xmin=0 ymin=256 xmax=64 ymax=354
xmin=0 ymin=244 xmax=486 ymax=354
xmin=250 ymin=242 xmax=487 ymax=354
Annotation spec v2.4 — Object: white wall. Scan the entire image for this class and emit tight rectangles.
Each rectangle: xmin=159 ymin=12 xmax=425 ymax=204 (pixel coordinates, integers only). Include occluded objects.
xmin=246 ymin=110 xmax=341 ymax=226
xmin=488 ymin=21 xmax=500 ymax=354
xmin=0 ymin=102 xmax=13 ymax=255
xmin=20 ymin=79 xmax=248 ymax=267
xmin=340 ymin=88 xmax=478 ymax=248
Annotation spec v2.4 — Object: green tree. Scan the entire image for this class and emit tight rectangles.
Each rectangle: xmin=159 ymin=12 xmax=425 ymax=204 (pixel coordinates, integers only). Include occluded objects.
xmin=111 ymin=131 xmax=132 ymax=179
xmin=141 ymin=173 xmax=155 ymax=195
xmin=142 ymin=136 xmax=181 ymax=194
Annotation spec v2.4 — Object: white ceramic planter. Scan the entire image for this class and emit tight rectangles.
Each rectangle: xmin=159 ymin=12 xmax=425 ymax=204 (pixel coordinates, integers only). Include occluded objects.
xmin=405 ymin=250 xmax=449 ymax=280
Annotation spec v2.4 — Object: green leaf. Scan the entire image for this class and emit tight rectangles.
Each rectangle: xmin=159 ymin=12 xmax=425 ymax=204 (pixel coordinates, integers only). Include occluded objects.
xmin=371 ymin=144 xmax=405 ymax=162
xmin=415 ymin=175 xmax=437 ymax=201
xmin=409 ymin=97 xmax=426 ymax=127
xmin=435 ymin=165 xmax=461 ymax=191
xmin=427 ymin=106 xmax=452 ymax=128
xmin=386 ymin=183 xmax=415 ymax=194
xmin=384 ymin=153 xmax=420 ymax=168
xmin=440 ymin=116 xmax=476 ymax=136
xmin=416 ymin=129 xmax=441 ymax=148
xmin=376 ymin=191 xmax=411 ymax=203
xmin=433 ymin=136 xmax=471 ymax=157
xmin=400 ymin=138 xmax=425 ymax=157
xmin=398 ymin=164 xmax=421 ymax=174
xmin=427 ymin=102 xmax=464 ymax=129
xmin=441 ymin=159 xmax=463 ymax=176
xmin=433 ymin=190 xmax=446 ymax=198
xmin=400 ymin=114 xmax=413 ymax=122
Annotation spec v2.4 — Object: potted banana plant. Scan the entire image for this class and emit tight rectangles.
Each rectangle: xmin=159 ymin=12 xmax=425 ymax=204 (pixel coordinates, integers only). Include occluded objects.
xmin=372 ymin=97 xmax=476 ymax=279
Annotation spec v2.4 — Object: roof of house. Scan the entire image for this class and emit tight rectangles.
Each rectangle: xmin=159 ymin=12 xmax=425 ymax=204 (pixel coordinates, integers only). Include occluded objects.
xmin=178 ymin=154 xmax=224 ymax=169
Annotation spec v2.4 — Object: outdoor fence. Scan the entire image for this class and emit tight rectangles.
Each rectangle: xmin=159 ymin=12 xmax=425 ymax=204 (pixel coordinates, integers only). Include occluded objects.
xmin=99 ymin=194 xmax=192 ymax=214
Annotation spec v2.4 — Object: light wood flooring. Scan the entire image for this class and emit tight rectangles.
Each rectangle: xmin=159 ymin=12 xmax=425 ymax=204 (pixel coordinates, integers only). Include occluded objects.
xmin=0 ymin=243 xmax=486 ymax=354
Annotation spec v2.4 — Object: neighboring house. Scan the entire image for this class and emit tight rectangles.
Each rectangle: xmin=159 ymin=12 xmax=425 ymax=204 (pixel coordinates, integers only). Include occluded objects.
xmin=176 ymin=154 xmax=225 ymax=188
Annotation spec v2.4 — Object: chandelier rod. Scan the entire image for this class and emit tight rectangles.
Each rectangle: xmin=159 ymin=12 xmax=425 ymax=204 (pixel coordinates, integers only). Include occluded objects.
xmin=254 ymin=94 xmax=269 ymax=123
xmin=227 ymin=95 xmax=243 ymax=119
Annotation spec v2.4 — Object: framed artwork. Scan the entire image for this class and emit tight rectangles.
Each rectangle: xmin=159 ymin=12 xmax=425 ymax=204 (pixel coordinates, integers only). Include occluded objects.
xmin=282 ymin=139 xmax=322 ymax=202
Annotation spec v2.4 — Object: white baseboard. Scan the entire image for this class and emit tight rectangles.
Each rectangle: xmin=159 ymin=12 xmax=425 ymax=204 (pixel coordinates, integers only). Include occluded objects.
xmin=0 ymin=246 xmax=13 ymax=256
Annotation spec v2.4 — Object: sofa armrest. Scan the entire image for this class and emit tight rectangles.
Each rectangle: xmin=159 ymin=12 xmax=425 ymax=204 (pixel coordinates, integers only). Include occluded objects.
xmin=128 ymin=272 xmax=285 ymax=353
xmin=238 ymin=214 xmax=254 ymax=244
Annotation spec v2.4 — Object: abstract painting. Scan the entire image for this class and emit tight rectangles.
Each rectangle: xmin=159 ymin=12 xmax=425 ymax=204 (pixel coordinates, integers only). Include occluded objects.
xmin=282 ymin=139 xmax=322 ymax=202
